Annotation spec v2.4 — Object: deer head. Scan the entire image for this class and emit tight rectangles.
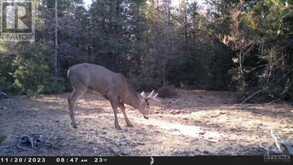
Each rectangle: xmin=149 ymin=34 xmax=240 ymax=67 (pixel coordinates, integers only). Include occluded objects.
xmin=138 ymin=90 xmax=160 ymax=119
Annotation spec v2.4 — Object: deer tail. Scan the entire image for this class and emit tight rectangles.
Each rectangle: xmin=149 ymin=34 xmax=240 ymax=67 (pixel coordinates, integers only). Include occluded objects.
xmin=67 ymin=69 xmax=71 ymax=79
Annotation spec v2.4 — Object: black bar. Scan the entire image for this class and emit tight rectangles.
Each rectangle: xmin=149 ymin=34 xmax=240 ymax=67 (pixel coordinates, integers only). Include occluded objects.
xmin=0 ymin=156 xmax=291 ymax=165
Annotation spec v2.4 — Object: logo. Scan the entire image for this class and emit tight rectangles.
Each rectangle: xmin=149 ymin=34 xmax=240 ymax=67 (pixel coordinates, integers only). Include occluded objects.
xmin=0 ymin=0 xmax=35 ymax=42
xmin=264 ymin=154 xmax=291 ymax=163
xmin=150 ymin=157 xmax=154 ymax=165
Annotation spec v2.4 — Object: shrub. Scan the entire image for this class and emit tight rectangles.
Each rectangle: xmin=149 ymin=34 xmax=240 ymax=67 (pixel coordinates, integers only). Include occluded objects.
xmin=11 ymin=42 xmax=65 ymax=95
xmin=158 ymin=85 xmax=178 ymax=98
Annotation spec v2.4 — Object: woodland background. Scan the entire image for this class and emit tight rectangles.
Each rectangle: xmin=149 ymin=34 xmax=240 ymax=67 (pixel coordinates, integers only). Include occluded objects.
xmin=0 ymin=0 xmax=292 ymax=103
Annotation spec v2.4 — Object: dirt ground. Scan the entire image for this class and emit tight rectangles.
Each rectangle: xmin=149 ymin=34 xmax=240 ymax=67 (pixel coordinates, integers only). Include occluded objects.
xmin=0 ymin=90 xmax=292 ymax=156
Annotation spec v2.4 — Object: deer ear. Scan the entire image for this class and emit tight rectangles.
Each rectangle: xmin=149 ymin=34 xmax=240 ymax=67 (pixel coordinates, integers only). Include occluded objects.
xmin=151 ymin=93 xmax=161 ymax=102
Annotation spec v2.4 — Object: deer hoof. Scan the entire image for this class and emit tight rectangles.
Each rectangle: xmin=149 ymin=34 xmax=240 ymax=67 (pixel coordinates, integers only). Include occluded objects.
xmin=71 ymin=123 xmax=78 ymax=129
xmin=127 ymin=123 xmax=134 ymax=127
xmin=115 ymin=125 xmax=122 ymax=130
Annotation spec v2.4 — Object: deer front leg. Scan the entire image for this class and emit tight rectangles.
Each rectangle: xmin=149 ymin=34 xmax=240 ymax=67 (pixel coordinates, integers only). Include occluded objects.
xmin=110 ymin=100 xmax=122 ymax=130
xmin=119 ymin=103 xmax=133 ymax=127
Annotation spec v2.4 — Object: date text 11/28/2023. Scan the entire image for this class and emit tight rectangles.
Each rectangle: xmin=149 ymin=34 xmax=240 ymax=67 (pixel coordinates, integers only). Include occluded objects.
xmin=0 ymin=157 xmax=108 ymax=164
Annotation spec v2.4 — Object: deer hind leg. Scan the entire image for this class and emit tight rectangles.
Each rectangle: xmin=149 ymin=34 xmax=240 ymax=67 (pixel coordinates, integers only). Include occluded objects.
xmin=119 ymin=103 xmax=133 ymax=127
xmin=68 ymin=88 xmax=87 ymax=128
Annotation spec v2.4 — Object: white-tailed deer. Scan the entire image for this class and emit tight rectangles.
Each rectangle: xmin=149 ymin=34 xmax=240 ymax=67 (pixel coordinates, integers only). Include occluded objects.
xmin=67 ymin=63 xmax=159 ymax=130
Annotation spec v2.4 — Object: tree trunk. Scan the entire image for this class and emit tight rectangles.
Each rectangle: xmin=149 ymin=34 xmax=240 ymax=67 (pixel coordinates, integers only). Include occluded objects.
xmin=54 ymin=0 xmax=59 ymax=78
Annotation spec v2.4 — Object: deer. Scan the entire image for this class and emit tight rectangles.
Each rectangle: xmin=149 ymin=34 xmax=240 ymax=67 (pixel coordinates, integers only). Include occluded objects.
xmin=67 ymin=63 xmax=159 ymax=130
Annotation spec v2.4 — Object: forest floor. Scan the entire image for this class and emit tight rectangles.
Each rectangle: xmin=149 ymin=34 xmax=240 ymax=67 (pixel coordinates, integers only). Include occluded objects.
xmin=0 ymin=90 xmax=292 ymax=156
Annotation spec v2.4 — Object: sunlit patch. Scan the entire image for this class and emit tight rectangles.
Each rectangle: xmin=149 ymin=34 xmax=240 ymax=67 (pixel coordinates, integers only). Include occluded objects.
xmin=128 ymin=116 xmax=255 ymax=143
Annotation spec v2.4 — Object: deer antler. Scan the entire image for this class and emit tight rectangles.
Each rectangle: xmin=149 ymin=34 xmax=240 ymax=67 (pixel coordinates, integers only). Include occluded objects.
xmin=140 ymin=91 xmax=147 ymax=97
xmin=140 ymin=90 xmax=160 ymax=102
xmin=148 ymin=90 xmax=155 ymax=98
xmin=147 ymin=90 xmax=160 ymax=102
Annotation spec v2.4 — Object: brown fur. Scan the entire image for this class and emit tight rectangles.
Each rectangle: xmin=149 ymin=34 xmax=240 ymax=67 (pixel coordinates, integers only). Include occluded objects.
xmin=67 ymin=63 xmax=149 ymax=129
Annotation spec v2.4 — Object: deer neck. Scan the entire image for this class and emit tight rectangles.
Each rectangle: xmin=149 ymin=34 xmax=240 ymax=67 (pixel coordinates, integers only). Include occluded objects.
xmin=124 ymin=89 xmax=140 ymax=109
